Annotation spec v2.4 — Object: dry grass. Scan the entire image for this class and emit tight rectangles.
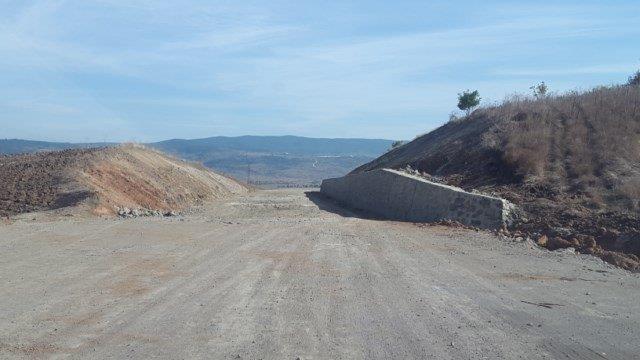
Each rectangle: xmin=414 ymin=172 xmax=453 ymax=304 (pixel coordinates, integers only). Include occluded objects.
xmin=478 ymin=85 xmax=640 ymax=211
xmin=353 ymin=84 xmax=640 ymax=266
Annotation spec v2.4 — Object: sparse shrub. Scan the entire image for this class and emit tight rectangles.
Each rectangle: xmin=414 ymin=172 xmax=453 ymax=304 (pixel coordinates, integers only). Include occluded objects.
xmin=486 ymin=84 xmax=640 ymax=207
xmin=502 ymin=118 xmax=551 ymax=178
xmin=530 ymin=81 xmax=548 ymax=98
xmin=457 ymin=90 xmax=481 ymax=116
xmin=629 ymin=70 xmax=640 ymax=86
xmin=371 ymin=83 xmax=640 ymax=212
xmin=390 ymin=140 xmax=405 ymax=150
xmin=619 ymin=178 xmax=640 ymax=210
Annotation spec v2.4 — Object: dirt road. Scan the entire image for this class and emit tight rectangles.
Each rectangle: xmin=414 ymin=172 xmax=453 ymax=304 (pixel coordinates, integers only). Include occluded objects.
xmin=1 ymin=189 xmax=639 ymax=359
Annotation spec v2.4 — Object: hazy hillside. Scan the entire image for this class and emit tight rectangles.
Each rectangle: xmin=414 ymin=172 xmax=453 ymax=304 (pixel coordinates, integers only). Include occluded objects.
xmin=1 ymin=136 xmax=394 ymax=188
xmin=355 ymin=84 xmax=640 ymax=270
xmin=150 ymin=135 xmax=394 ymax=187
xmin=152 ymin=135 xmax=393 ymax=156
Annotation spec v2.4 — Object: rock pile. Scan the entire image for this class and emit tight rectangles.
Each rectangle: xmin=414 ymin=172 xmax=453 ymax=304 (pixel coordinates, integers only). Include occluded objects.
xmin=116 ymin=206 xmax=178 ymax=218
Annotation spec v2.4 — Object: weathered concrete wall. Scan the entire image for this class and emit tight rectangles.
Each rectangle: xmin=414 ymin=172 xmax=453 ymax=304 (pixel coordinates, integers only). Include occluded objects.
xmin=320 ymin=169 xmax=514 ymax=229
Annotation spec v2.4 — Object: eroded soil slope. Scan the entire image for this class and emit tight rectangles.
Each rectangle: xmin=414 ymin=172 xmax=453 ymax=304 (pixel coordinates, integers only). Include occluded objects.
xmin=354 ymin=85 xmax=640 ymax=270
xmin=0 ymin=145 xmax=248 ymax=217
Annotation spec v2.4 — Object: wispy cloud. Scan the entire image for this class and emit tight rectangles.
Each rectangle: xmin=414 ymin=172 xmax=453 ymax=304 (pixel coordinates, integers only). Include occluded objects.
xmin=208 ymin=14 xmax=639 ymax=121
xmin=162 ymin=25 xmax=299 ymax=51
xmin=492 ymin=63 xmax=640 ymax=77
xmin=1 ymin=0 xmax=639 ymax=141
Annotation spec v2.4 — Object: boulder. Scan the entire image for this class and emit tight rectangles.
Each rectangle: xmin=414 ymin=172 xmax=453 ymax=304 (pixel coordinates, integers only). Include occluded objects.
xmin=536 ymin=235 xmax=548 ymax=247
xmin=547 ymin=237 xmax=572 ymax=251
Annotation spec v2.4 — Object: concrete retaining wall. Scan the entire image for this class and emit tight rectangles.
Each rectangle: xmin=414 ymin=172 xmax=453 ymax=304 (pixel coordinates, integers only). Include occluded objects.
xmin=320 ymin=169 xmax=514 ymax=229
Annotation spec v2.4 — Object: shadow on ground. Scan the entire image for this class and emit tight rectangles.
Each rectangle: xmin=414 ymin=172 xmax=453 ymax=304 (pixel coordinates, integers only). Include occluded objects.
xmin=304 ymin=191 xmax=384 ymax=220
xmin=53 ymin=190 xmax=94 ymax=210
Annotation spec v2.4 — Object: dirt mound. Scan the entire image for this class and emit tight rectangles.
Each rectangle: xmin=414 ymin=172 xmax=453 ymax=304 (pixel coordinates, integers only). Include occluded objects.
xmin=0 ymin=145 xmax=248 ymax=217
xmin=354 ymin=84 xmax=640 ymax=270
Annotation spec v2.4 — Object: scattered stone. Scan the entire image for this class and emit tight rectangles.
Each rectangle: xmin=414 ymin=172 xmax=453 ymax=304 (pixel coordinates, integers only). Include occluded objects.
xmin=556 ymin=247 xmax=576 ymax=255
xmin=575 ymin=234 xmax=597 ymax=250
xmin=601 ymin=251 xmax=640 ymax=271
xmin=550 ymin=227 xmax=574 ymax=239
xmin=536 ymin=235 xmax=548 ymax=247
xmin=547 ymin=237 xmax=572 ymax=251
xmin=116 ymin=206 xmax=169 ymax=218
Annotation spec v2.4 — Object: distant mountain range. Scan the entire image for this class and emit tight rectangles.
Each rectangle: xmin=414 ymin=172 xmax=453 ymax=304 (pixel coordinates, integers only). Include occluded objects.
xmin=0 ymin=136 xmax=395 ymax=187
xmin=0 ymin=139 xmax=114 ymax=154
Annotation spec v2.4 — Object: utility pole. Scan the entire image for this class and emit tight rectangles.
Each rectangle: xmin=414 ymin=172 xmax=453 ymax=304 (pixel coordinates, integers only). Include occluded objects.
xmin=245 ymin=153 xmax=251 ymax=185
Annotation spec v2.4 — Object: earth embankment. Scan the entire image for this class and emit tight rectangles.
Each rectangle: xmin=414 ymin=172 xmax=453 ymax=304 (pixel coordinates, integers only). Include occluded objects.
xmin=0 ymin=145 xmax=248 ymax=217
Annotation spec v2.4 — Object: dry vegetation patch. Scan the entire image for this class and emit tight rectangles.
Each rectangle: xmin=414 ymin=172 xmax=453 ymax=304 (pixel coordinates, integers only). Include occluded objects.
xmin=354 ymin=85 xmax=640 ymax=270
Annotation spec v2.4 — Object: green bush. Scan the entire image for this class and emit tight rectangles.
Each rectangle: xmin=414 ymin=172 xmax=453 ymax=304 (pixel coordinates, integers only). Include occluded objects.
xmin=629 ymin=70 xmax=640 ymax=86
xmin=457 ymin=90 xmax=481 ymax=116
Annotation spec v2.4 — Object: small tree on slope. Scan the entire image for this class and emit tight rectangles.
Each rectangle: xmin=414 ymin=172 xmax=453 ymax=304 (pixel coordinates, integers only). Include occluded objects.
xmin=391 ymin=140 xmax=405 ymax=148
xmin=629 ymin=70 xmax=640 ymax=86
xmin=457 ymin=90 xmax=481 ymax=116
xmin=530 ymin=81 xmax=548 ymax=98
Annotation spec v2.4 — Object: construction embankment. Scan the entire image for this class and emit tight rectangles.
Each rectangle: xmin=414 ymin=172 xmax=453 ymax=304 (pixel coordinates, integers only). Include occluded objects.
xmin=0 ymin=145 xmax=248 ymax=217
xmin=320 ymin=169 xmax=514 ymax=229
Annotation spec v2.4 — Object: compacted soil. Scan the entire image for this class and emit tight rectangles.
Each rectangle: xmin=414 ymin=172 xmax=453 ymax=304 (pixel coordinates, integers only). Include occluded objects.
xmin=1 ymin=189 xmax=638 ymax=359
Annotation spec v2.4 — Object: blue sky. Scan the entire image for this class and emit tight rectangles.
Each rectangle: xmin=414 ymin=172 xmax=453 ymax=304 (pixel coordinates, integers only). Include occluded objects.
xmin=1 ymin=0 xmax=639 ymax=142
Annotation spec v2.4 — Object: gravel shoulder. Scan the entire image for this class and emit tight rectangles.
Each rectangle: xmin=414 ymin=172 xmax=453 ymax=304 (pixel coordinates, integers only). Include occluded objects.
xmin=1 ymin=189 xmax=638 ymax=359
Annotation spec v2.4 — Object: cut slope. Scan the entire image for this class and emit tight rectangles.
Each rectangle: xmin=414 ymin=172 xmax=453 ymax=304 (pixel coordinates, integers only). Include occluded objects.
xmin=354 ymin=85 xmax=640 ymax=270
xmin=0 ymin=145 xmax=248 ymax=217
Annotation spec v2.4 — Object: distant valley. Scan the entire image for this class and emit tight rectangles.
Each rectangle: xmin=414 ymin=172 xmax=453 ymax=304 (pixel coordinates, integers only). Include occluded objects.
xmin=0 ymin=136 xmax=395 ymax=187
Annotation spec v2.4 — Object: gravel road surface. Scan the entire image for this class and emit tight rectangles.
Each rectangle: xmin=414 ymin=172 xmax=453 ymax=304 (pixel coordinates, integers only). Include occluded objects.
xmin=1 ymin=189 xmax=638 ymax=359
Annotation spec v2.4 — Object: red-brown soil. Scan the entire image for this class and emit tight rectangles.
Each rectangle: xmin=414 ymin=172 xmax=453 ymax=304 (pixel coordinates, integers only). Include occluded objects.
xmin=0 ymin=145 xmax=248 ymax=217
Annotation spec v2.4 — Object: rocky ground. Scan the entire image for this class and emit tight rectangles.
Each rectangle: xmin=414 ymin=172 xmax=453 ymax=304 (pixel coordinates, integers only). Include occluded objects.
xmin=492 ymin=182 xmax=640 ymax=271
xmin=398 ymin=168 xmax=640 ymax=271
xmin=0 ymin=149 xmax=98 ymax=216
xmin=1 ymin=189 xmax=638 ymax=359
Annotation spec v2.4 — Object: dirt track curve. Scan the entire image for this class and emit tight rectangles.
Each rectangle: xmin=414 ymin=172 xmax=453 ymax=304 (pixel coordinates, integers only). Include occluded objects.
xmin=1 ymin=189 xmax=639 ymax=359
